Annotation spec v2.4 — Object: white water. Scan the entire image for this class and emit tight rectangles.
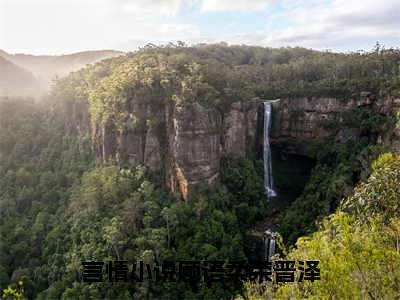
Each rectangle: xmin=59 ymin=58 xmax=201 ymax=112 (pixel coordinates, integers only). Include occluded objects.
xmin=264 ymin=229 xmax=276 ymax=261
xmin=263 ymin=102 xmax=277 ymax=198
xmin=269 ymin=239 xmax=276 ymax=259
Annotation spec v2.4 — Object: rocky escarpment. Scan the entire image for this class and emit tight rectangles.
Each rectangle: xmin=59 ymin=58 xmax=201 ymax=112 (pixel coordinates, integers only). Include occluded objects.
xmin=167 ymin=102 xmax=220 ymax=199
xmin=66 ymin=97 xmax=260 ymax=199
xmin=65 ymin=92 xmax=400 ymax=199
xmin=166 ymin=101 xmax=259 ymax=199
xmin=222 ymin=101 xmax=259 ymax=156
xmin=270 ymin=93 xmax=400 ymax=157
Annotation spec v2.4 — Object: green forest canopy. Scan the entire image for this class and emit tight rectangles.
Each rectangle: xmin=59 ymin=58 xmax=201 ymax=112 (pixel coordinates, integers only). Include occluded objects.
xmin=1 ymin=43 xmax=400 ymax=299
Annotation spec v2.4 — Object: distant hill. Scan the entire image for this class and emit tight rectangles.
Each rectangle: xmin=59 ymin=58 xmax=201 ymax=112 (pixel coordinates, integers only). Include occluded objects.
xmin=0 ymin=49 xmax=123 ymax=96
xmin=0 ymin=55 xmax=40 ymax=97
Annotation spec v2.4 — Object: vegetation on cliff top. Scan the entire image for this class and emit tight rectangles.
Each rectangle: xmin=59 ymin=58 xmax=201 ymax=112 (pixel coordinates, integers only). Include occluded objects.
xmin=1 ymin=44 xmax=400 ymax=299
xmin=52 ymin=43 xmax=400 ymax=132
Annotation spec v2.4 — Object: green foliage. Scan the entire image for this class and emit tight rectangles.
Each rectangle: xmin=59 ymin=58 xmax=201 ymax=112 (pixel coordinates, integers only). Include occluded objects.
xmin=1 ymin=280 xmax=24 ymax=300
xmin=342 ymin=106 xmax=387 ymax=136
xmin=221 ymin=157 xmax=265 ymax=205
xmin=0 ymin=100 xmax=256 ymax=299
xmin=53 ymin=164 xmax=249 ymax=299
xmin=3 ymin=43 xmax=400 ymax=299
xmin=279 ymin=139 xmax=384 ymax=245
xmin=0 ymin=98 xmax=93 ymax=299
xmin=275 ymin=153 xmax=400 ymax=299
xmin=343 ymin=152 xmax=400 ymax=224
xmin=279 ymin=106 xmax=390 ymax=245
xmin=0 ymin=101 xmax=267 ymax=298
xmin=53 ymin=44 xmax=400 ymax=137
xmin=241 ymin=153 xmax=400 ymax=299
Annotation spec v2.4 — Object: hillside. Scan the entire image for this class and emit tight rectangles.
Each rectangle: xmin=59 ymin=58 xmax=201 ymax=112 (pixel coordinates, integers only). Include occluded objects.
xmin=1 ymin=44 xmax=400 ymax=299
xmin=0 ymin=49 xmax=123 ymax=94
xmin=243 ymin=153 xmax=400 ymax=299
xmin=0 ymin=56 xmax=40 ymax=97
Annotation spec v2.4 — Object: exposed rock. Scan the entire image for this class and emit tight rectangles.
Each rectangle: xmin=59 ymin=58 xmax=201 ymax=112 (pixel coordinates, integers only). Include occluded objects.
xmin=223 ymin=101 xmax=246 ymax=156
xmin=245 ymin=104 xmax=259 ymax=150
xmin=335 ymin=128 xmax=360 ymax=143
xmin=269 ymin=95 xmax=385 ymax=156
xmin=174 ymin=166 xmax=189 ymax=201
xmin=270 ymin=98 xmax=338 ymax=156
xmin=101 ymin=121 xmax=118 ymax=163
xmin=168 ymin=102 xmax=220 ymax=200
xmin=144 ymin=128 xmax=161 ymax=172
xmin=118 ymin=129 xmax=145 ymax=166
xmin=374 ymin=96 xmax=396 ymax=115
xmin=359 ymin=91 xmax=373 ymax=106
xmin=68 ymin=91 xmax=400 ymax=198
xmin=97 ymin=100 xmax=165 ymax=170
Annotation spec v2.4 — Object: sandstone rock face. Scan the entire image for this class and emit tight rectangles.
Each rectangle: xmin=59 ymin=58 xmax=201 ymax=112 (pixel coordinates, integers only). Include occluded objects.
xmin=101 ymin=121 xmax=118 ymax=162
xmin=245 ymin=105 xmax=259 ymax=150
xmin=165 ymin=100 xmax=260 ymax=199
xmin=269 ymin=95 xmax=380 ymax=156
xmin=144 ymin=128 xmax=162 ymax=172
xmin=66 ymin=96 xmax=259 ymax=199
xmin=168 ymin=102 xmax=220 ymax=200
xmin=223 ymin=102 xmax=246 ymax=156
xmin=68 ymin=91 xmax=400 ymax=198
xmin=222 ymin=101 xmax=260 ymax=157
xmin=118 ymin=129 xmax=145 ymax=166
xmin=272 ymin=97 xmax=356 ymax=138
xmin=334 ymin=128 xmax=360 ymax=143
xmin=268 ymin=94 xmax=400 ymax=157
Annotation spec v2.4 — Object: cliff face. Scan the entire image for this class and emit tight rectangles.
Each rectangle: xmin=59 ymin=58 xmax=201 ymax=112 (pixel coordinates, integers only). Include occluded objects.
xmin=167 ymin=102 xmax=220 ymax=199
xmin=165 ymin=101 xmax=263 ymax=199
xmin=66 ymin=92 xmax=400 ymax=199
xmin=222 ymin=101 xmax=259 ymax=157
xmin=270 ymin=96 xmax=368 ymax=156
xmin=67 ymin=97 xmax=259 ymax=199
xmin=270 ymin=94 xmax=400 ymax=156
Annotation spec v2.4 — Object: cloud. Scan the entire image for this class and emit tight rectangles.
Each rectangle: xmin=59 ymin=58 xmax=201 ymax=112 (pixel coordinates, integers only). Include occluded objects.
xmin=1 ymin=0 xmax=197 ymax=54
xmin=0 ymin=0 xmax=113 ymax=54
xmin=115 ymin=23 xmax=201 ymax=50
xmin=108 ymin=0 xmax=272 ymax=16
xmin=261 ymin=0 xmax=400 ymax=50
xmin=2 ymin=0 xmax=400 ymax=54
xmin=201 ymin=0 xmax=271 ymax=12
xmin=108 ymin=0 xmax=185 ymax=17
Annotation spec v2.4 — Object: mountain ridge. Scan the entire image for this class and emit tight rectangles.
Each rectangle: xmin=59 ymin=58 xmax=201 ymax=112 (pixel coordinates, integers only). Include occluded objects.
xmin=0 ymin=55 xmax=40 ymax=97
xmin=0 ymin=49 xmax=124 ymax=96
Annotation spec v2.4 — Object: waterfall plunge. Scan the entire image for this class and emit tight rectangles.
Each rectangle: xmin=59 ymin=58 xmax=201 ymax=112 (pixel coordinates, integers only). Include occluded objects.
xmin=264 ymin=229 xmax=276 ymax=262
xmin=263 ymin=102 xmax=277 ymax=198
xmin=263 ymin=103 xmax=278 ymax=262
xmin=265 ymin=236 xmax=276 ymax=261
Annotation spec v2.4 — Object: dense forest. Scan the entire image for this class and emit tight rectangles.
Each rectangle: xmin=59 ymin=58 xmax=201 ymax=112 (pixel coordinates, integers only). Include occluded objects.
xmin=1 ymin=43 xmax=400 ymax=299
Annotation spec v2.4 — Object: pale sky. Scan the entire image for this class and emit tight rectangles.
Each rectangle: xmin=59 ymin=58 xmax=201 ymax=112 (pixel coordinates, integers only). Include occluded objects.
xmin=1 ymin=0 xmax=399 ymax=55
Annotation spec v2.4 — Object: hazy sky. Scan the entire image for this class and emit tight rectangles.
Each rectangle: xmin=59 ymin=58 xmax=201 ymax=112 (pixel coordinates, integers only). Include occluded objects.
xmin=1 ymin=0 xmax=399 ymax=55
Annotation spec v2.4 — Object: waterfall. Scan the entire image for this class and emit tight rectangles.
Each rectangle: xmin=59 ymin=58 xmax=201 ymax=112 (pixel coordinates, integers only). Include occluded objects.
xmin=265 ymin=239 xmax=276 ymax=261
xmin=263 ymin=103 xmax=278 ymax=262
xmin=263 ymin=102 xmax=277 ymax=198
xmin=264 ymin=229 xmax=276 ymax=261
